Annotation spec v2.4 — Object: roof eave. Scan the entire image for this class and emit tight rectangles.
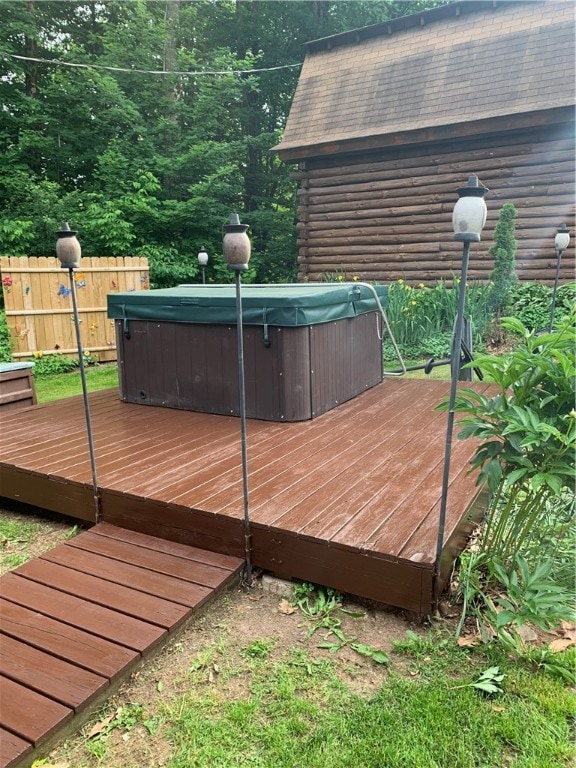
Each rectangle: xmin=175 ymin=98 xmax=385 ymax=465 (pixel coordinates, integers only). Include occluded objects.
xmin=274 ymin=106 xmax=575 ymax=162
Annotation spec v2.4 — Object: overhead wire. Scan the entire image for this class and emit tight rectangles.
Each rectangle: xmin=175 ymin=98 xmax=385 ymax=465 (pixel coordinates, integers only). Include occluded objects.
xmin=0 ymin=51 xmax=302 ymax=76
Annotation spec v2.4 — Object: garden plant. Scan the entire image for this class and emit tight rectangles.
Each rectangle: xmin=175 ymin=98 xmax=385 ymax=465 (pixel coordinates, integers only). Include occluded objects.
xmin=444 ymin=311 xmax=576 ymax=648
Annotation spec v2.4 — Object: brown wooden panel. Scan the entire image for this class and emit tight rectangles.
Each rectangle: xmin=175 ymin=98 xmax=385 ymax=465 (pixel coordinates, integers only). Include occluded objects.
xmin=0 ymin=367 xmax=37 ymax=410
xmin=99 ymin=410 xmax=283 ymax=496
xmin=1 ymin=573 xmax=166 ymax=653
xmin=437 ymin=488 xmax=488 ymax=594
xmin=205 ymin=383 xmax=388 ymax=516
xmin=41 ymin=544 xmax=212 ymax=609
xmin=0 ymin=727 xmax=33 ymax=768
xmin=310 ymin=313 xmax=382 ymax=418
xmin=258 ymin=380 xmax=455 ymax=536
xmin=272 ymin=327 xmax=312 ymax=421
xmin=67 ymin=531 xmax=233 ymax=589
xmin=328 ymin=421 xmax=474 ymax=556
xmin=93 ymin=522 xmax=242 ymax=572
xmin=0 ymin=466 xmax=95 ymax=522
xmin=115 ymin=317 xmax=386 ymax=422
xmin=0 ymin=674 xmax=73 ymax=746
xmin=261 ymin=386 xmax=428 ymax=531
xmin=397 ymin=464 xmax=487 ymax=565
xmin=0 ymin=633 xmax=108 ymax=710
xmin=17 ymin=558 xmax=191 ymax=630
xmin=0 ymin=599 xmax=137 ymax=681
xmin=100 ymin=491 xmax=245 ymax=559
xmin=251 ymin=526 xmax=425 ymax=614
xmin=298 ymin=130 xmax=573 ymax=174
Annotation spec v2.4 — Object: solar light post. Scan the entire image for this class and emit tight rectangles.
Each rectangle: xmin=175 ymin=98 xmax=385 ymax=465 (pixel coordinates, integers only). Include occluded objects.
xmin=55 ymin=222 xmax=100 ymax=521
xmin=197 ymin=246 xmax=208 ymax=284
xmin=434 ymin=176 xmax=487 ymax=608
xmin=548 ymin=224 xmax=570 ymax=332
xmin=223 ymin=213 xmax=252 ymax=581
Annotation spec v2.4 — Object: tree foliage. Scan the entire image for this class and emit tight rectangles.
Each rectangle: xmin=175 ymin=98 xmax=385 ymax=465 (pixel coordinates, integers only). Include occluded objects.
xmin=0 ymin=0 xmax=445 ymax=286
xmin=488 ymin=203 xmax=518 ymax=317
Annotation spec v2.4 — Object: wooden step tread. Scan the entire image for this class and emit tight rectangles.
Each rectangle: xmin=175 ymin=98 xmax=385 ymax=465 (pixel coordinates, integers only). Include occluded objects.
xmin=0 ymin=523 xmax=243 ymax=768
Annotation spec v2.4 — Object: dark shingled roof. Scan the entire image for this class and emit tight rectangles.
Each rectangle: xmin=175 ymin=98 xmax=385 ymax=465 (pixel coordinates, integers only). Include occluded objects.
xmin=275 ymin=0 xmax=575 ymax=159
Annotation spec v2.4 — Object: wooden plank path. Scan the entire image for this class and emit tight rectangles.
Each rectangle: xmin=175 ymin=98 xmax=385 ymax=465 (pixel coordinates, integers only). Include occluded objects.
xmin=0 ymin=379 xmax=489 ymax=616
xmin=0 ymin=523 xmax=243 ymax=768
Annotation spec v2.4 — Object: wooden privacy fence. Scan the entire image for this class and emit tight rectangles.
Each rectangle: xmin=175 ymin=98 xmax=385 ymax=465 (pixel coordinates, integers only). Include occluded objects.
xmin=0 ymin=256 xmax=149 ymax=361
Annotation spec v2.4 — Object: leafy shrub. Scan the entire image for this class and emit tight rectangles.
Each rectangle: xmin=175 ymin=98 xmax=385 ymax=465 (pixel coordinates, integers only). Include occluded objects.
xmin=384 ymin=278 xmax=492 ymax=359
xmin=487 ymin=203 xmax=517 ymax=317
xmin=32 ymin=353 xmax=78 ymax=376
xmin=506 ymin=282 xmax=551 ymax=331
xmin=418 ymin=332 xmax=453 ymax=359
xmin=452 ymin=312 xmax=575 ymax=555
xmin=449 ymin=312 xmax=576 ymax=642
xmin=140 ymin=245 xmax=200 ymax=289
xmin=0 ymin=311 xmax=12 ymax=362
xmin=506 ymin=281 xmax=575 ymax=332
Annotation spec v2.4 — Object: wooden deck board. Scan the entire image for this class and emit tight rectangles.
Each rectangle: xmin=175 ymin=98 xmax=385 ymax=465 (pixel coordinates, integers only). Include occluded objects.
xmin=41 ymin=546 xmax=212 ymax=608
xmin=14 ymin=558 xmax=192 ymax=630
xmin=0 ymin=634 xmax=109 ymax=710
xmin=0 ymin=380 xmax=487 ymax=617
xmin=0 ymin=523 xmax=242 ymax=768
xmin=0 ymin=675 xmax=74 ymax=745
xmin=0 ymin=599 xmax=139 ymax=681
xmin=0 ymin=728 xmax=33 ymax=768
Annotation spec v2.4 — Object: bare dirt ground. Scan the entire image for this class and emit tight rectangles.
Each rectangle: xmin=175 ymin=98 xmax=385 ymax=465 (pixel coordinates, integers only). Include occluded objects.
xmin=1 ymin=503 xmax=429 ymax=768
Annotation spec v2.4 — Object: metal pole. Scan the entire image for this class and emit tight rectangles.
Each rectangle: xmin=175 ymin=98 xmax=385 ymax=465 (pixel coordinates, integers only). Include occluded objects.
xmin=434 ymin=241 xmax=471 ymax=607
xmin=235 ymin=270 xmax=252 ymax=580
xmin=202 ymin=266 xmax=206 ymax=284
xmin=68 ymin=267 xmax=100 ymax=521
xmin=548 ymin=247 xmax=563 ymax=332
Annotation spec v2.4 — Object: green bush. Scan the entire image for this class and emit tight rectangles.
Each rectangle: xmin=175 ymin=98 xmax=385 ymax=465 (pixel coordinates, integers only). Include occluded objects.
xmin=487 ymin=203 xmax=518 ymax=317
xmin=384 ymin=278 xmax=492 ymax=360
xmin=506 ymin=281 xmax=575 ymax=332
xmin=0 ymin=311 xmax=12 ymax=362
xmin=448 ymin=312 xmax=576 ymax=643
xmin=32 ymin=353 xmax=78 ymax=376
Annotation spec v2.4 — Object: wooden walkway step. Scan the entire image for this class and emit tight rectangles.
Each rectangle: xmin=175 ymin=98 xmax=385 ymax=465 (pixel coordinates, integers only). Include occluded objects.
xmin=0 ymin=522 xmax=243 ymax=768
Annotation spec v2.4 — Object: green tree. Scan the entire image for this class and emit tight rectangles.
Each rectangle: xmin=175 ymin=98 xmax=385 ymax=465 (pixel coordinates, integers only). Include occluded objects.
xmin=488 ymin=203 xmax=518 ymax=318
xmin=0 ymin=1 xmax=446 ymax=285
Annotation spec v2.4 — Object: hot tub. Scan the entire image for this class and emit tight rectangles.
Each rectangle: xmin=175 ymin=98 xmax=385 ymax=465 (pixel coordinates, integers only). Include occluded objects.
xmin=107 ymin=283 xmax=387 ymax=421
xmin=0 ymin=362 xmax=37 ymax=411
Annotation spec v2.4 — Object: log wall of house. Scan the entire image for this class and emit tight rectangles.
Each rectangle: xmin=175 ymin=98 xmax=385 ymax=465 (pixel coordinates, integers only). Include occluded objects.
xmin=293 ymin=122 xmax=575 ymax=285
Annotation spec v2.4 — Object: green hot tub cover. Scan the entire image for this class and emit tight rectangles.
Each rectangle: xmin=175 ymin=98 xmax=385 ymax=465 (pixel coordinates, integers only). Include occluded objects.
xmin=107 ymin=283 xmax=388 ymax=327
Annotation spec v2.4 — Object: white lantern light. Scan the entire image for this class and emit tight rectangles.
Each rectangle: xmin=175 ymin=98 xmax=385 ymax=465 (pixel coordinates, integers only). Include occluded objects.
xmin=452 ymin=175 xmax=488 ymax=242
xmin=554 ymin=224 xmax=570 ymax=254
xmin=197 ymin=247 xmax=209 ymax=267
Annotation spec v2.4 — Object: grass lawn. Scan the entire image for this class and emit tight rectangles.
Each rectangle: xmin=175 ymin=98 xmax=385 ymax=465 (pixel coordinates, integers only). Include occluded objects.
xmin=163 ymin=650 xmax=574 ymax=768
xmin=34 ymin=362 xmax=120 ymax=403
xmin=384 ymin=358 xmax=453 ymax=380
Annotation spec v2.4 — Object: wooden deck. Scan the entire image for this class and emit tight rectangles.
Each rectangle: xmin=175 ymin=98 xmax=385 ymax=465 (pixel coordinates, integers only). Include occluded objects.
xmin=0 ymin=522 xmax=242 ymax=768
xmin=0 ymin=379 xmax=489 ymax=617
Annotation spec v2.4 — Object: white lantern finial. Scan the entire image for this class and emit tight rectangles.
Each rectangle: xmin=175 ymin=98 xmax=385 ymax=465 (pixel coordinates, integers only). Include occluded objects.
xmin=452 ymin=175 xmax=488 ymax=243
xmin=555 ymin=224 xmax=570 ymax=254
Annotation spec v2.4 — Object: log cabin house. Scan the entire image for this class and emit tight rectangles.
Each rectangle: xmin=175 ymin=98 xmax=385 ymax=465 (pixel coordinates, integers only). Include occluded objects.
xmin=275 ymin=0 xmax=575 ymax=285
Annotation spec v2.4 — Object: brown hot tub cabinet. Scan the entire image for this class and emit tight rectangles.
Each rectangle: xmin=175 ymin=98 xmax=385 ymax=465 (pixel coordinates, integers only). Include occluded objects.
xmin=108 ymin=284 xmax=388 ymax=422
xmin=0 ymin=362 xmax=37 ymax=411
